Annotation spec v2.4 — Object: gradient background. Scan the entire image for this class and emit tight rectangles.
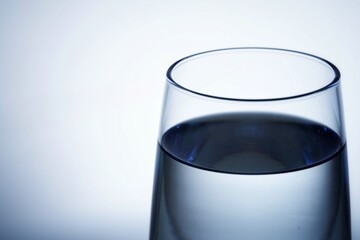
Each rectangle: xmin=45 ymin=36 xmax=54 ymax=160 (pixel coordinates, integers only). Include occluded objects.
xmin=0 ymin=0 xmax=359 ymax=239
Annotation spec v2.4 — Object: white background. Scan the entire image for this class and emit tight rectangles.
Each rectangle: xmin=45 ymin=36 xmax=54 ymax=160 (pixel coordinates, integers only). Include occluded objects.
xmin=0 ymin=0 xmax=359 ymax=239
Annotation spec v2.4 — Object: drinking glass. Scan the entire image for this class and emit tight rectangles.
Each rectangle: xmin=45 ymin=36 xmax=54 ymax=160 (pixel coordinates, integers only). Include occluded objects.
xmin=149 ymin=48 xmax=351 ymax=240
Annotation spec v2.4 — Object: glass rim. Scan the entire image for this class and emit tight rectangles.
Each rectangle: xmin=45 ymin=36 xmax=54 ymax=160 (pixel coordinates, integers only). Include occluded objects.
xmin=166 ymin=47 xmax=341 ymax=102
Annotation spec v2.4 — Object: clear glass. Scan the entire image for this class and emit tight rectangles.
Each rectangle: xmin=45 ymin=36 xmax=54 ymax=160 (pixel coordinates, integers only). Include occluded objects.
xmin=150 ymin=47 xmax=351 ymax=240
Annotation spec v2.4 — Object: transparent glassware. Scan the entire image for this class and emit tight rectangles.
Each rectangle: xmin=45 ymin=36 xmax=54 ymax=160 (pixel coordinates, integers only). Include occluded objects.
xmin=149 ymin=48 xmax=351 ymax=240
